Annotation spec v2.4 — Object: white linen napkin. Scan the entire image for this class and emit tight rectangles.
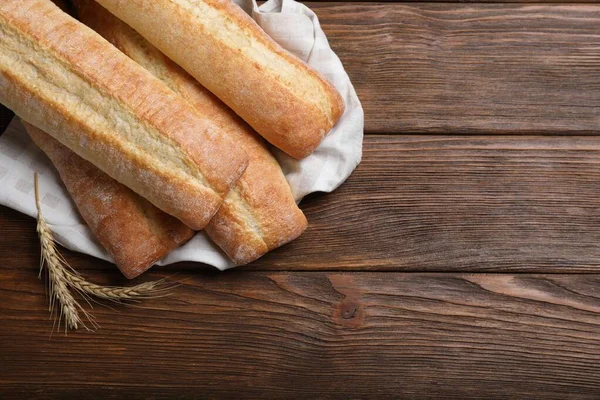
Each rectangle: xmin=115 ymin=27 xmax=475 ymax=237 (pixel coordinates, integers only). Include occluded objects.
xmin=0 ymin=0 xmax=364 ymax=270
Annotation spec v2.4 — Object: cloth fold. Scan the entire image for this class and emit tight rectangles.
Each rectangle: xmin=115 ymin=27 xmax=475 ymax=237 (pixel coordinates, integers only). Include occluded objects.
xmin=0 ymin=0 xmax=364 ymax=270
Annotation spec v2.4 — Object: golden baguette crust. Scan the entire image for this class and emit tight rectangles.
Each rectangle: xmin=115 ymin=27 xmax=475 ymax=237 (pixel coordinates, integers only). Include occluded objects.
xmin=0 ymin=0 xmax=248 ymax=230
xmin=76 ymin=0 xmax=308 ymax=264
xmin=24 ymin=122 xmax=195 ymax=279
xmin=94 ymin=0 xmax=345 ymax=159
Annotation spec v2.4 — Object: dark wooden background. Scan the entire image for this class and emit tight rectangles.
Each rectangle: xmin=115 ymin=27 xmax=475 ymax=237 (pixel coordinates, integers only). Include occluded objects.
xmin=2 ymin=2 xmax=600 ymax=399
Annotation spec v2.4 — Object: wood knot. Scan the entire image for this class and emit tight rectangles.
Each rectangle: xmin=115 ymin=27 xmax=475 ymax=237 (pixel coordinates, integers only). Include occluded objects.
xmin=341 ymin=303 xmax=357 ymax=319
xmin=334 ymin=300 xmax=364 ymax=328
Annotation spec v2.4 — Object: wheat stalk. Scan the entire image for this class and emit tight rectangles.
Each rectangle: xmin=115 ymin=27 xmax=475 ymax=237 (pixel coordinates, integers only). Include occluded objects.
xmin=34 ymin=173 xmax=173 ymax=332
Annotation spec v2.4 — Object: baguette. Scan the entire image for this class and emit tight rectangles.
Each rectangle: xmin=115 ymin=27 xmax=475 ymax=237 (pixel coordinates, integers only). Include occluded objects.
xmin=93 ymin=0 xmax=345 ymax=159
xmin=24 ymin=121 xmax=194 ymax=279
xmin=0 ymin=0 xmax=249 ymax=230
xmin=75 ymin=0 xmax=308 ymax=264
xmin=76 ymin=0 xmax=308 ymax=264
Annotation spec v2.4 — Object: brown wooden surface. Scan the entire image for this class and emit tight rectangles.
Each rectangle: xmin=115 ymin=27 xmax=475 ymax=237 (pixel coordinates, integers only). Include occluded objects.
xmin=3 ymin=270 xmax=600 ymax=399
xmin=2 ymin=1 xmax=600 ymax=399
xmin=312 ymin=3 xmax=600 ymax=134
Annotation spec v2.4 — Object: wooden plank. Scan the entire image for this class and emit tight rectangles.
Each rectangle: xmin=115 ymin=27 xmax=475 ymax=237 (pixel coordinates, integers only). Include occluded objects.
xmin=3 ymin=135 xmax=600 ymax=273
xmin=259 ymin=135 xmax=600 ymax=271
xmin=2 ymin=269 xmax=600 ymax=399
xmin=310 ymin=3 xmax=600 ymax=134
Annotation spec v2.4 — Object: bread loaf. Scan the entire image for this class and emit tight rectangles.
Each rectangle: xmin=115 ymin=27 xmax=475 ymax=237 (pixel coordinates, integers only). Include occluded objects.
xmin=93 ymin=0 xmax=345 ymax=159
xmin=24 ymin=121 xmax=194 ymax=279
xmin=0 ymin=0 xmax=248 ymax=230
xmin=75 ymin=0 xmax=308 ymax=264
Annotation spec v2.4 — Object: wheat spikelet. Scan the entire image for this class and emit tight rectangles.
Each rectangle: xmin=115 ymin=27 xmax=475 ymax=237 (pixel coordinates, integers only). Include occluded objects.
xmin=66 ymin=275 xmax=165 ymax=300
xmin=35 ymin=173 xmax=94 ymax=332
xmin=34 ymin=173 xmax=173 ymax=332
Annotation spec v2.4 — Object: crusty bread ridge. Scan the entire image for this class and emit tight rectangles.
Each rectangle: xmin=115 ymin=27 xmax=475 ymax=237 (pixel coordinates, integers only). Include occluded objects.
xmin=75 ymin=0 xmax=308 ymax=264
xmin=93 ymin=0 xmax=345 ymax=159
xmin=24 ymin=121 xmax=195 ymax=279
xmin=0 ymin=0 xmax=249 ymax=230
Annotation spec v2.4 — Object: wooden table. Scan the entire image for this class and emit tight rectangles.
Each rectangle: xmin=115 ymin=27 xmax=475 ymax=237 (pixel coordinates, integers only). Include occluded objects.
xmin=2 ymin=2 xmax=600 ymax=399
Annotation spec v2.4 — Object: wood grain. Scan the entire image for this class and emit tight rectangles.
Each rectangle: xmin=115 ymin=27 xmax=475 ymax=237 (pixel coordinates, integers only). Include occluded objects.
xmin=2 ymin=269 xmax=600 ymax=399
xmin=258 ymin=135 xmax=600 ymax=271
xmin=4 ymin=135 xmax=600 ymax=273
xmin=2 ymin=3 xmax=600 ymax=397
xmin=310 ymin=3 xmax=600 ymax=134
